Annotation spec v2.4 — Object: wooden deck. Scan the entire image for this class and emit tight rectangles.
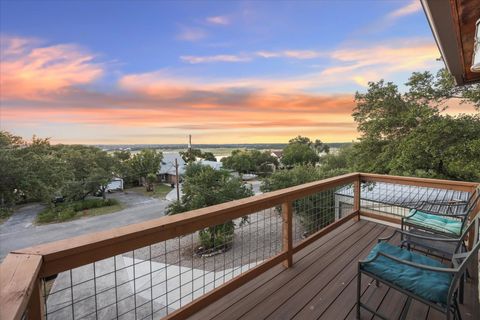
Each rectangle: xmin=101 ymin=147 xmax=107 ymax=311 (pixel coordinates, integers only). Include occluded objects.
xmin=187 ymin=220 xmax=478 ymax=320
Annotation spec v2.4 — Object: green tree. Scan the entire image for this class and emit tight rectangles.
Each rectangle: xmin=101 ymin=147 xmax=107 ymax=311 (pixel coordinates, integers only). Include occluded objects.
xmin=261 ymin=165 xmax=338 ymax=235
xmin=180 ymin=148 xmax=203 ymax=163
xmin=129 ymin=149 xmax=163 ymax=189
xmin=17 ymin=137 xmax=71 ymax=204
xmin=57 ymin=145 xmax=114 ymax=201
xmin=289 ymin=135 xmax=330 ymax=154
xmin=282 ymin=143 xmax=319 ymax=167
xmin=201 ymin=152 xmax=217 ymax=161
xmin=146 ymin=173 xmax=157 ymax=192
xmin=167 ymin=163 xmax=253 ymax=251
xmin=388 ymin=114 xmax=480 ymax=181
xmin=350 ymin=68 xmax=480 ymax=181
xmin=0 ymin=131 xmax=27 ymax=207
xmin=180 ymin=149 xmax=217 ymax=162
xmin=112 ymin=150 xmax=134 ymax=186
xmin=221 ymin=149 xmax=278 ymax=175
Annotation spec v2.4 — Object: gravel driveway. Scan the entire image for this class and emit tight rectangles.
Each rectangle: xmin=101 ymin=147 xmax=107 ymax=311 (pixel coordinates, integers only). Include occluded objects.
xmin=0 ymin=192 xmax=169 ymax=260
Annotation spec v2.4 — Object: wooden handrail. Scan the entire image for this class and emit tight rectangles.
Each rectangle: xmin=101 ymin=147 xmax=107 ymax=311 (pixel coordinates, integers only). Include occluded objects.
xmin=360 ymin=173 xmax=478 ymax=192
xmin=16 ymin=172 xmax=359 ymax=277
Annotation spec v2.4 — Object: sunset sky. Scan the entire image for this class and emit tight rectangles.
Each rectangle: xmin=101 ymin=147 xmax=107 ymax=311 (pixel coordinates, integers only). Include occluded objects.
xmin=0 ymin=0 xmax=476 ymax=144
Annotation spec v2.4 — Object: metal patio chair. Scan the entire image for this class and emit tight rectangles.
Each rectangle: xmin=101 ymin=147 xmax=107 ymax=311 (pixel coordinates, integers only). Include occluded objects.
xmin=402 ymin=186 xmax=480 ymax=239
xmin=356 ymin=217 xmax=480 ymax=320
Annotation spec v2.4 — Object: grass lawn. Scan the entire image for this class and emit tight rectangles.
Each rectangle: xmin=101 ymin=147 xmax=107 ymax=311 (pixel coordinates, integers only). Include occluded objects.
xmin=37 ymin=199 xmax=124 ymax=224
xmin=128 ymin=183 xmax=173 ymax=198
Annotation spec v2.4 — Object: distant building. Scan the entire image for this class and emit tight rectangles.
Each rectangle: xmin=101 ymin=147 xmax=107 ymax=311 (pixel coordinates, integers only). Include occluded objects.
xmin=158 ymin=153 xmax=186 ymax=185
xmin=270 ymin=150 xmax=283 ymax=159
xmin=105 ymin=178 xmax=124 ymax=192
xmin=196 ymin=159 xmax=223 ymax=170
xmin=158 ymin=154 xmax=223 ymax=185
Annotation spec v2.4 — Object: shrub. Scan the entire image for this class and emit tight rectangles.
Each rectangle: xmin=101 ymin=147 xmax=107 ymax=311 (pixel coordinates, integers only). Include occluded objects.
xmin=72 ymin=198 xmax=118 ymax=211
xmin=37 ymin=198 xmax=119 ymax=223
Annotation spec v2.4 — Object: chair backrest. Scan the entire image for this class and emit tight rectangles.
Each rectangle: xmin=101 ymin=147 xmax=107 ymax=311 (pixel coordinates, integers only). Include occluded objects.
xmin=453 ymin=215 xmax=480 ymax=255
xmin=464 ymin=186 xmax=480 ymax=216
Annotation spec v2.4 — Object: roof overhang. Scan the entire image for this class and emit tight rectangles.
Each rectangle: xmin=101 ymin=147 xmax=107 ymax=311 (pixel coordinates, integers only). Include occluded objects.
xmin=421 ymin=0 xmax=480 ymax=85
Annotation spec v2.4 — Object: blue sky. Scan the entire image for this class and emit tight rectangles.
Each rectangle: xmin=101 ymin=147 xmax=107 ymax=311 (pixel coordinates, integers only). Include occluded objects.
xmin=0 ymin=0 xmax=469 ymax=144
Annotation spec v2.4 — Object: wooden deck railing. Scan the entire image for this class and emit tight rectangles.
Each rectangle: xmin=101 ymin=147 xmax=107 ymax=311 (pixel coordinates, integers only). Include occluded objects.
xmin=0 ymin=173 xmax=478 ymax=320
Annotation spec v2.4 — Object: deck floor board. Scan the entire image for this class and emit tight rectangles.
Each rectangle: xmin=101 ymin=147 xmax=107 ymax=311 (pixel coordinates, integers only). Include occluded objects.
xmin=186 ymin=220 xmax=477 ymax=320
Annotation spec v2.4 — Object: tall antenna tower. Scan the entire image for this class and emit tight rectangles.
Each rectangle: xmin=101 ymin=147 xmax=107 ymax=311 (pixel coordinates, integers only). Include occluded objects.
xmin=188 ymin=134 xmax=192 ymax=150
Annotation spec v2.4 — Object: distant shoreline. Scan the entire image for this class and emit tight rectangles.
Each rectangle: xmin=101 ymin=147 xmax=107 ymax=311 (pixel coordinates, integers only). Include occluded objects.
xmin=95 ymin=143 xmax=352 ymax=152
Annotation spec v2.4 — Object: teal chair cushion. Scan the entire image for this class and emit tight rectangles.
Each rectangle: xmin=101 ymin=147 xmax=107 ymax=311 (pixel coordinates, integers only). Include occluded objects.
xmin=361 ymin=242 xmax=452 ymax=304
xmin=405 ymin=210 xmax=463 ymax=236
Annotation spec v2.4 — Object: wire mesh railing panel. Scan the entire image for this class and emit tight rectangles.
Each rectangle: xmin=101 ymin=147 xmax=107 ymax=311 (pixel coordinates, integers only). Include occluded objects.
xmin=41 ymin=207 xmax=283 ymax=320
xmin=293 ymin=183 xmax=355 ymax=244
xmin=335 ymin=181 xmax=472 ymax=220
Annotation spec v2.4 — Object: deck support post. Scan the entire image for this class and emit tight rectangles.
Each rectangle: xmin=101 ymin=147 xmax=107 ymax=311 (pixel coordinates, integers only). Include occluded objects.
xmin=354 ymin=176 xmax=361 ymax=221
xmin=282 ymin=201 xmax=293 ymax=268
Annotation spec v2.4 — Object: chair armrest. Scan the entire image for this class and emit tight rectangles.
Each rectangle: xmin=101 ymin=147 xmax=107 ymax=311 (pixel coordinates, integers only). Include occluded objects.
xmin=405 ymin=209 xmax=467 ymax=219
xmin=360 ymin=251 xmax=458 ymax=274
xmin=404 ymin=209 xmax=418 ymax=219
xmin=379 ymin=229 xmax=462 ymax=243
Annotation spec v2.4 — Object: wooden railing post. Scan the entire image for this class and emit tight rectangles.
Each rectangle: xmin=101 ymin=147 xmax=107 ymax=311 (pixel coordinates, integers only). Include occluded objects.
xmin=27 ymin=278 xmax=45 ymax=320
xmin=354 ymin=175 xmax=361 ymax=221
xmin=282 ymin=201 xmax=293 ymax=268
xmin=467 ymin=185 xmax=480 ymax=250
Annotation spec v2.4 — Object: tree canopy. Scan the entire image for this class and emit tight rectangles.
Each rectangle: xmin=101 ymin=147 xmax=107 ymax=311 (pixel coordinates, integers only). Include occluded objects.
xmin=0 ymin=131 xmax=166 ymax=208
xmin=167 ymin=163 xmax=253 ymax=250
xmin=281 ymin=142 xmax=320 ymax=167
xmin=221 ymin=149 xmax=278 ymax=174
xmin=347 ymin=68 xmax=480 ymax=181
xmin=180 ymin=148 xmax=217 ymax=163
xmin=129 ymin=149 xmax=163 ymax=186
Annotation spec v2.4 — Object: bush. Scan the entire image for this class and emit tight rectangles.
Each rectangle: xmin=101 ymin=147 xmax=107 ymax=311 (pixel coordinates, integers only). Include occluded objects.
xmin=72 ymin=198 xmax=118 ymax=211
xmin=37 ymin=199 xmax=119 ymax=224
xmin=198 ymin=222 xmax=235 ymax=253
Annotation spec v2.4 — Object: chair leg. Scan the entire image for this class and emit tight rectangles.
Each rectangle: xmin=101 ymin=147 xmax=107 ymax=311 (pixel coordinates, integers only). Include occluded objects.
xmin=454 ymin=298 xmax=463 ymax=320
xmin=399 ymin=297 xmax=411 ymax=320
xmin=357 ymin=270 xmax=361 ymax=319
xmin=459 ymin=274 xmax=464 ymax=304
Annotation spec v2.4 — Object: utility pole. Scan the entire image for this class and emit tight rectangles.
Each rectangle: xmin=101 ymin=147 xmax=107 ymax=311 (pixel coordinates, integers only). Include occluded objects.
xmin=175 ymin=158 xmax=180 ymax=201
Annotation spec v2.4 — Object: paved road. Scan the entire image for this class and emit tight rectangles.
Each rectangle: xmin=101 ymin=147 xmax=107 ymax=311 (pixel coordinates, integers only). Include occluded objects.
xmin=0 ymin=195 xmax=170 ymax=260
xmin=0 ymin=203 xmax=45 ymax=234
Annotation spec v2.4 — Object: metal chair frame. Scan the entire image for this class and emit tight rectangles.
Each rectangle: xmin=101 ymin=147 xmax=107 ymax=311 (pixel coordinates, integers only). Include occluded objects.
xmin=356 ymin=219 xmax=480 ymax=320
xmin=402 ymin=186 xmax=480 ymax=239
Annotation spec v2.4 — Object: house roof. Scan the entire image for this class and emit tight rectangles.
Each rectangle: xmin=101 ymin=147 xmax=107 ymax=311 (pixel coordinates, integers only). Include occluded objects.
xmin=421 ymin=0 xmax=480 ymax=85
xmin=158 ymin=153 xmax=223 ymax=176
xmin=158 ymin=153 xmax=186 ymax=175
xmin=196 ymin=160 xmax=223 ymax=170
xmin=270 ymin=150 xmax=283 ymax=158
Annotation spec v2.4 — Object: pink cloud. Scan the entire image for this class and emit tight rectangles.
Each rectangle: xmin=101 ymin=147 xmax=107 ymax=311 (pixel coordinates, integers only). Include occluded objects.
xmin=0 ymin=36 xmax=103 ymax=100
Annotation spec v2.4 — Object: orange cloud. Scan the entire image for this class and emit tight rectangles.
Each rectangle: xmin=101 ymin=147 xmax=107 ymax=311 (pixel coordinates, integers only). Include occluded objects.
xmin=0 ymin=36 xmax=103 ymax=100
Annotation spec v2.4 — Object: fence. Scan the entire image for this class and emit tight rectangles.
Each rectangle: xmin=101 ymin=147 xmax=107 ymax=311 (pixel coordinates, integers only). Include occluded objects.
xmin=1 ymin=173 xmax=478 ymax=320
